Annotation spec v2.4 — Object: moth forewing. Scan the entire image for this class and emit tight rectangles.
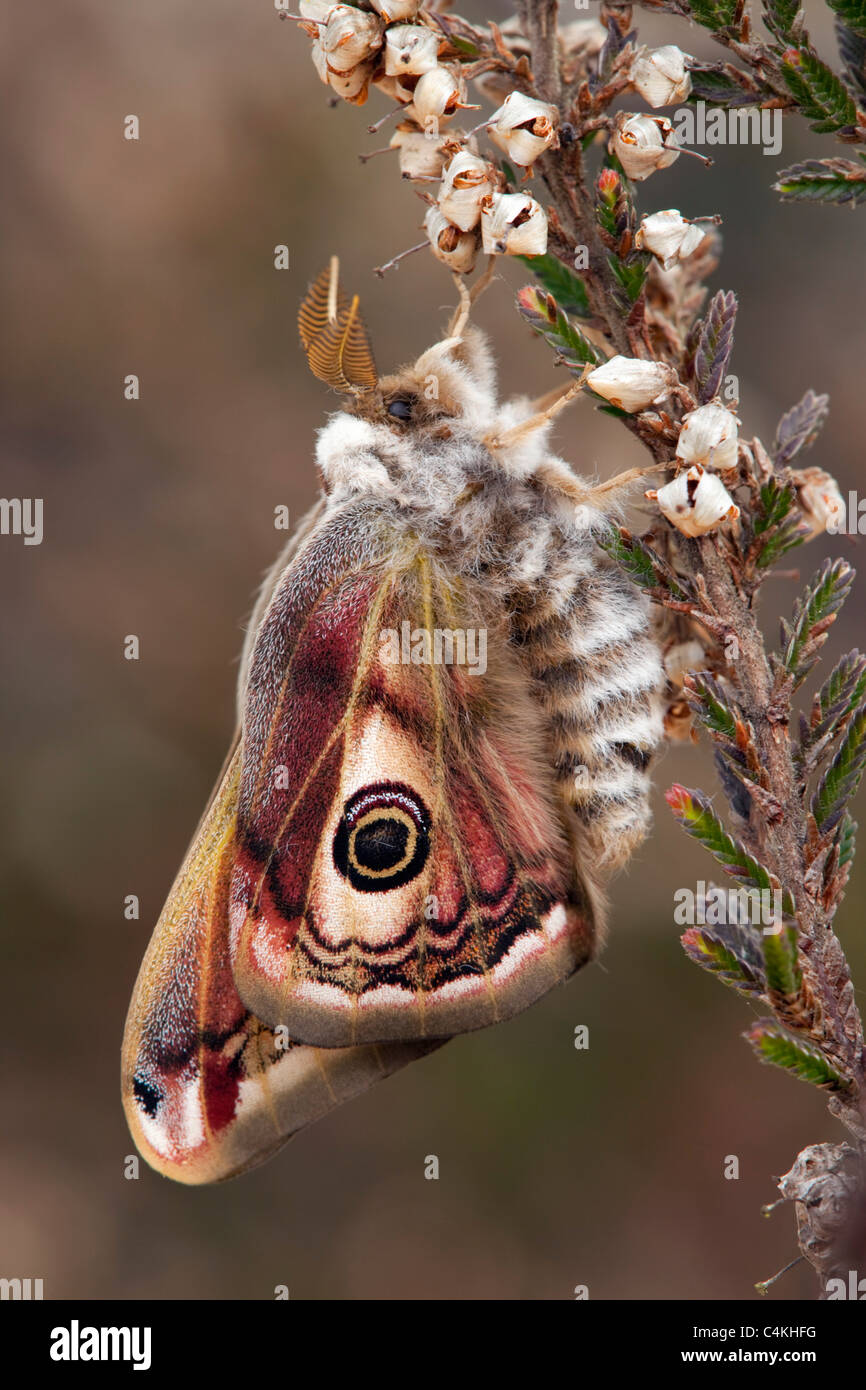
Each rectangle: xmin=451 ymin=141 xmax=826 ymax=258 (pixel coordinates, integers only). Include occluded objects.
xmin=229 ymin=534 xmax=595 ymax=1048
xmin=237 ymin=498 xmax=327 ymax=709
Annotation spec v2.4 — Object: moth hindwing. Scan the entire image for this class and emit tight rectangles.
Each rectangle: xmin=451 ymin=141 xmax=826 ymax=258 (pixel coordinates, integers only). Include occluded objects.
xmin=229 ymin=510 xmax=595 ymax=1047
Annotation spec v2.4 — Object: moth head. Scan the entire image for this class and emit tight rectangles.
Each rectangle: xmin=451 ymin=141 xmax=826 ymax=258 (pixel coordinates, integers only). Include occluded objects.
xmin=300 ymin=263 xmax=602 ymax=503
xmin=299 ymin=259 xmax=500 ymax=434
xmin=358 ymin=325 xmax=499 ymax=438
xmin=301 ymin=261 xmax=508 ymax=496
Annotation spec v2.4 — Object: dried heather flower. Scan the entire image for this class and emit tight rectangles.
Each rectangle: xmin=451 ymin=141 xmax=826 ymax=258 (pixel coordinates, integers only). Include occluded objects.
xmin=424 ymin=206 xmax=479 ymax=273
xmin=480 ymin=191 xmax=548 ymax=256
xmin=611 ymin=113 xmax=680 ymax=181
xmin=630 ymin=45 xmax=692 ymax=108
xmin=792 ymin=466 xmax=846 ymax=537
xmin=635 ymin=209 xmax=707 ymax=269
xmin=488 ymin=92 xmax=559 ymax=168
xmin=299 ymin=0 xmax=336 ymax=20
xmin=384 ymin=24 xmax=439 ymax=77
xmin=369 ymin=0 xmax=421 ymax=19
xmin=586 ymin=356 xmax=676 ymax=412
xmin=648 ymin=466 xmax=740 ymax=537
xmin=664 ymin=640 xmax=707 ymax=684
xmin=439 ymin=152 xmax=497 ymax=232
xmin=664 ymin=698 xmax=696 ymax=741
xmin=321 ymin=5 xmax=384 ymax=72
xmin=676 ymin=404 xmax=740 ymax=472
xmin=389 ymin=123 xmax=452 ymax=180
xmin=374 ymin=72 xmax=417 ymax=107
xmin=311 ymin=38 xmax=375 ymax=104
xmin=410 ymin=65 xmax=474 ymax=127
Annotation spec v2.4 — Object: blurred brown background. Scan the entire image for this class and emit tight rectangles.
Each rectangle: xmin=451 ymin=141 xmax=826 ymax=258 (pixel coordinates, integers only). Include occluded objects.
xmin=1 ymin=0 xmax=864 ymax=1300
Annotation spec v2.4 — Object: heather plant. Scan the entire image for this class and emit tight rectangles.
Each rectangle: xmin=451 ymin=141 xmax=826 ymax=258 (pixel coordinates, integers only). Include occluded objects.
xmin=285 ymin=0 xmax=866 ymax=1295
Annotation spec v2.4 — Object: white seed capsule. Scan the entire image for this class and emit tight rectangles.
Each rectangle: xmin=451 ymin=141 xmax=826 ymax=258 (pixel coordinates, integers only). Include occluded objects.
xmin=438 ymin=152 xmax=497 ymax=232
xmin=384 ymin=24 xmax=439 ymax=76
xmin=299 ymin=1 xmax=338 ymax=21
xmin=586 ymin=355 xmax=676 ymax=413
xmin=374 ymin=72 xmax=416 ymax=106
xmin=663 ymin=640 xmax=706 ymax=684
xmin=424 ymin=206 xmax=479 ymax=273
xmin=791 ymin=466 xmax=846 ymax=537
xmin=488 ymin=92 xmax=559 ymax=167
xmin=647 ymin=466 xmax=740 ymax=537
xmin=610 ymin=113 xmax=680 ymax=181
xmin=411 ymin=65 xmax=471 ymax=126
xmin=629 ymin=45 xmax=692 ymax=108
xmin=369 ymin=0 xmax=421 ymax=19
xmin=676 ymin=403 xmax=740 ymax=472
xmin=321 ymin=6 xmax=384 ymax=72
xmin=312 ymin=38 xmax=375 ymax=103
xmin=389 ymin=123 xmax=451 ymax=180
xmin=479 ymin=191 xmax=548 ymax=256
xmin=332 ymin=62 xmax=376 ymax=103
xmin=634 ymin=209 xmax=707 ymax=269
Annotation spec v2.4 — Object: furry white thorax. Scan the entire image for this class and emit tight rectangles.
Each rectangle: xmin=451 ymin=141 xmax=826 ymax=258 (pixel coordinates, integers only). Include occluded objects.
xmin=313 ymin=328 xmax=615 ymax=576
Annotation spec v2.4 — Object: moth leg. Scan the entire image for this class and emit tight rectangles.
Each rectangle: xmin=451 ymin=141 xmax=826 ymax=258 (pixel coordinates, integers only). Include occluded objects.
xmin=511 ymin=533 xmax=664 ymax=877
xmin=530 ymin=380 xmax=585 ymax=416
xmin=484 ymin=377 xmax=587 ymax=455
xmin=533 ymin=458 xmax=663 ymax=507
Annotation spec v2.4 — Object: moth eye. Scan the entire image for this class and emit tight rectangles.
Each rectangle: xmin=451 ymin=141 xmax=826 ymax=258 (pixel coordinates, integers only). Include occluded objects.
xmin=133 ymin=1073 xmax=163 ymax=1118
xmin=333 ymin=782 xmax=430 ymax=893
xmin=386 ymin=396 xmax=415 ymax=423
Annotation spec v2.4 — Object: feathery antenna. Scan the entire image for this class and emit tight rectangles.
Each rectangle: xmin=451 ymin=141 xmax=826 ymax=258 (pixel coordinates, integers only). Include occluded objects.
xmin=298 ymin=257 xmax=378 ymax=393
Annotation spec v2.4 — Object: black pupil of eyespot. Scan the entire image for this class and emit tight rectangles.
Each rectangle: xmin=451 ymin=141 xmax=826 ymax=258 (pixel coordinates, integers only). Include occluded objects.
xmin=353 ymin=818 xmax=409 ymax=871
xmin=133 ymin=1074 xmax=162 ymax=1117
xmin=388 ymin=398 xmax=413 ymax=420
xmin=333 ymin=784 xmax=430 ymax=893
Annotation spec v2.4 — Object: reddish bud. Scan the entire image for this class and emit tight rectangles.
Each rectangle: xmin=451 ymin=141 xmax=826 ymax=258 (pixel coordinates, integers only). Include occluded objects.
xmin=597 ymin=167 xmax=620 ymax=200
xmin=516 ymin=285 xmax=540 ymax=312
xmin=665 ymin=783 xmax=693 ymax=816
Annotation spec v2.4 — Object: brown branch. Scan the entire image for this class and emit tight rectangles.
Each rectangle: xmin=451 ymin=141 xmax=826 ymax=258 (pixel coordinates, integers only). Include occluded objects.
xmin=515 ymin=0 xmax=562 ymax=105
xmin=504 ymin=0 xmax=866 ymax=1162
xmin=535 ymin=148 xmax=633 ymax=358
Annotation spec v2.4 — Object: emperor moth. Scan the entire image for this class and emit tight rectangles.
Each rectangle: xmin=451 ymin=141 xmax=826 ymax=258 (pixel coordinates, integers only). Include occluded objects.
xmin=122 ymin=260 xmax=664 ymax=1183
